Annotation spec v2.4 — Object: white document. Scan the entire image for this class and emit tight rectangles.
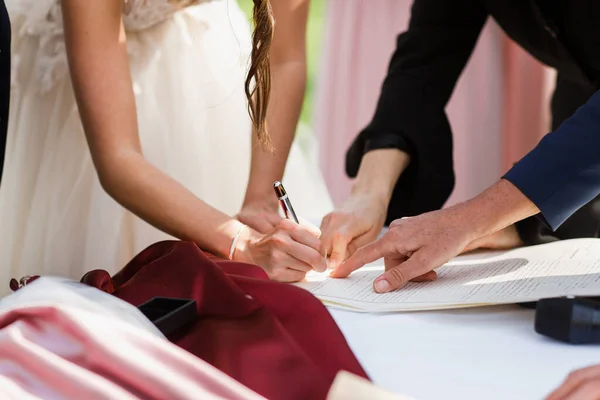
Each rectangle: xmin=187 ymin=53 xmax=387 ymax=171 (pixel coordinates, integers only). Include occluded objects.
xmin=294 ymin=239 xmax=600 ymax=312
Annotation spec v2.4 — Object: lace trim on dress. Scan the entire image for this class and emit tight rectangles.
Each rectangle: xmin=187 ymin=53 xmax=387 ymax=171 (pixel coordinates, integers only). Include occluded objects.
xmin=8 ymin=0 xmax=206 ymax=94
xmin=124 ymin=0 xmax=201 ymax=32
xmin=10 ymin=0 xmax=67 ymax=94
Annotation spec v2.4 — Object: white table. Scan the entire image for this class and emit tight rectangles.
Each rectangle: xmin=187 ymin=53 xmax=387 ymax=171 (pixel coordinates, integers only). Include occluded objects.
xmin=331 ymin=305 xmax=600 ymax=400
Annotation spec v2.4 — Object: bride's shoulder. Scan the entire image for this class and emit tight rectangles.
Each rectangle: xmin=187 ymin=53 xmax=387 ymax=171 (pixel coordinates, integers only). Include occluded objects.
xmin=5 ymin=0 xmax=207 ymax=94
xmin=6 ymin=0 xmax=211 ymax=33
xmin=123 ymin=0 xmax=207 ymax=31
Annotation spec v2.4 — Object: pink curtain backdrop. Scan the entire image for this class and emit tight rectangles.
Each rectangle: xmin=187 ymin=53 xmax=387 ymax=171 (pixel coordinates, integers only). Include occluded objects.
xmin=315 ymin=0 xmax=554 ymax=207
xmin=501 ymin=39 xmax=556 ymax=173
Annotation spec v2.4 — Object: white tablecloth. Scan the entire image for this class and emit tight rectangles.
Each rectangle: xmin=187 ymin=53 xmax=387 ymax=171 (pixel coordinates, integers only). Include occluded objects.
xmin=331 ymin=305 xmax=600 ymax=400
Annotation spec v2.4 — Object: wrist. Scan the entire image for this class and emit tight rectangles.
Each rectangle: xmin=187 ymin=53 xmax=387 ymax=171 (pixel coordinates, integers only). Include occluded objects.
xmin=448 ymin=201 xmax=494 ymax=244
xmin=243 ymin=193 xmax=279 ymax=210
xmin=352 ymin=149 xmax=409 ymax=204
xmin=232 ymin=227 xmax=259 ymax=264
xmin=243 ymin=183 xmax=280 ymax=210
xmin=459 ymin=179 xmax=540 ymax=239
xmin=218 ymin=220 xmax=255 ymax=262
xmin=350 ymin=176 xmax=394 ymax=206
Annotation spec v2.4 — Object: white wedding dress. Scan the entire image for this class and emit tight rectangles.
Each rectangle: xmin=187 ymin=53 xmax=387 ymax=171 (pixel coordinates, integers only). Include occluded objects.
xmin=0 ymin=0 xmax=333 ymax=294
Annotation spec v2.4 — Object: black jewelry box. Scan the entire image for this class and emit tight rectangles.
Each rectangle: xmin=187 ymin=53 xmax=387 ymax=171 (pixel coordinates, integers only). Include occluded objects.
xmin=535 ymin=296 xmax=600 ymax=344
xmin=137 ymin=297 xmax=198 ymax=337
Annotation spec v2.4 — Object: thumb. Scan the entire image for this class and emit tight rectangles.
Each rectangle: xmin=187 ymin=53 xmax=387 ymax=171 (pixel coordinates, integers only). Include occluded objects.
xmin=328 ymin=234 xmax=350 ymax=270
xmin=373 ymin=252 xmax=431 ymax=293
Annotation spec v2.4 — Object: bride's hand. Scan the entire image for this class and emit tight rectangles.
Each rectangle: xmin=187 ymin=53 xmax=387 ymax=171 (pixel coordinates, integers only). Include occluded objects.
xmin=240 ymin=219 xmax=328 ymax=282
xmin=236 ymin=201 xmax=282 ymax=234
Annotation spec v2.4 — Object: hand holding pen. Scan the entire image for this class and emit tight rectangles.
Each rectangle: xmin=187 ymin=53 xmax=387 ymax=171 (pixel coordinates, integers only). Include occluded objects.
xmin=234 ymin=182 xmax=327 ymax=282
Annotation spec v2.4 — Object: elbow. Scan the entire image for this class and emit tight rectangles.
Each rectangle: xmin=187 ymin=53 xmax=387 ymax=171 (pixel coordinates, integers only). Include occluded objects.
xmin=271 ymin=58 xmax=307 ymax=90
xmin=271 ymin=52 xmax=306 ymax=72
xmin=96 ymin=162 xmax=120 ymax=200
xmin=93 ymin=151 xmax=140 ymax=202
xmin=270 ymin=36 xmax=306 ymax=67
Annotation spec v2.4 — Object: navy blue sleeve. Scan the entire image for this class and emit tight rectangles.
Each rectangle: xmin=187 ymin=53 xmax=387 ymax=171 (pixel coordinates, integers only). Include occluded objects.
xmin=503 ymin=90 xmax=600 ymax=230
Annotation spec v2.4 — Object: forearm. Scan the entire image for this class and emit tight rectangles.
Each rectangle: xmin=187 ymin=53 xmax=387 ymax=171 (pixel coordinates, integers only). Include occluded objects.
xmin=346 ymin=0 xmax=487 ymax=220
xmin=100 ymin=154 xmax=246 ymax=259
xmin=244 ymin=60 xmax=306 ymax=205
xmin=350 ymin=149 xmax=410 ymax=204
xmin=62 ymin=0 xmax=249 ymax=260
xmin=459 ymin=179 xmax=540 ymax=239
xmin=244 ymin=0 xmax=309 ymax=206
xmin=460 ymin=90 xmax=600 ymax=245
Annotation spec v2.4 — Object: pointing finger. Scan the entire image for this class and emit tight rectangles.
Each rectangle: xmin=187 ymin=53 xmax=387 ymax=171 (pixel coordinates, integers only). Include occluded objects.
xmin=373 ymin=251 xmax=433 ymax=293
xmin=331 ymin=236 xmax=390 ymax=278
xmin=346 ymin=230 xmax=377 ymax=258
xmin=328 ymin=232 xmax=352 ymax=270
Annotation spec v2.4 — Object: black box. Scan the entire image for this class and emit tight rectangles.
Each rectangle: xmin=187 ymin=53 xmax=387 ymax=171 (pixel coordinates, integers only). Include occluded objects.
xmin=137 ymin=297 xmax=198 ymax=337
xmin=535 ymin=296 xmax=600 ymax=344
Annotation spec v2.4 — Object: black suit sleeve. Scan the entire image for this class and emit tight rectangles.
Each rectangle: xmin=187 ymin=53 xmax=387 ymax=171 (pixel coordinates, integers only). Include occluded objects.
xmin=346 ymin=0 xmax=488 ymax=224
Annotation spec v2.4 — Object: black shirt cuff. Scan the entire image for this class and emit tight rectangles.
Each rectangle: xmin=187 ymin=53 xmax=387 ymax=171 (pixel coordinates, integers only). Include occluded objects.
xmin=363 ymin=133 xmax=413 ymax=155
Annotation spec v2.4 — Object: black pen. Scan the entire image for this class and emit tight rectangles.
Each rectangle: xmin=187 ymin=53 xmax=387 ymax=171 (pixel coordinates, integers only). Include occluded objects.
xmin=273 ymin=181 xmax=299 ymax=224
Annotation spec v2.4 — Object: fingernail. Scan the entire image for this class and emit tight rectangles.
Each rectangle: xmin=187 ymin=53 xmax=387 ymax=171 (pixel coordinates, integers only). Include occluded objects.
xmin=320 ymin=260 xmax=328 ymax=273
xmin=329 ymin=268 xmax=342 ymax=278
xmin=374 ymin=278 xmax=390 ymax=293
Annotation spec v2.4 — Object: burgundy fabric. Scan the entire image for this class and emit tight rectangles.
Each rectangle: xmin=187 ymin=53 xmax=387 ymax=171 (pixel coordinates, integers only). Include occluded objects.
xmin=80 ymin=241 xmax=368 ymax=400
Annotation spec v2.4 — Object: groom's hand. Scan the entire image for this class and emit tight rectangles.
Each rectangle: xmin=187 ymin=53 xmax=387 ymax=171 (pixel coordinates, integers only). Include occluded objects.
xmin=331 ymin=207 xmax=475 ymax=292
xmin=320 ymin=193 xmax=387 ymax=269
xmin=321 ymin=148 xmax=411 ymax=270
